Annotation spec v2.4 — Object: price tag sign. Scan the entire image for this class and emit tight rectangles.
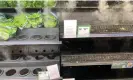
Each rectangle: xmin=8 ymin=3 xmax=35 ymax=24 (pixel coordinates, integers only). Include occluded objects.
xmin=64 ymin=20 xmax=77 ymax=38
xmin=46 ymin=64 xmax=60 ymax=80
xmin=111 ymin=61 xmax=133 ymax=69
xmin=77 ymin=25 xmax=91 ymax=38
xmin=38 ymin=71 xmax=50 ymax=80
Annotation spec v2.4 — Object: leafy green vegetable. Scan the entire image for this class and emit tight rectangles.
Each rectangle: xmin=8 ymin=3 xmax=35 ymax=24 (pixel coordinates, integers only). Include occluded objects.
xmin=21 ymin=1 xmax=33 ymax=8
xmin=34 ymin=1 xmax=44 ymax=8
xmin=21 ymin=0 xmax=44 ymax=8
xmin=0 ymin=19 xmax=13 ymax=27
xmin=0 ymin=0 xmax=56 ymax=8
xmin=0 ymin=0 xmax=17 ymax=8
xmin=13 ymin=13 xmax=29 ymax=29
xmin=9 ymin=27 xmax=17 ymax=36
xmin=27 ymin=13 xmax=42 ymax=28
xmin=44 ymin=20 xmax=57 ymax=28
xmin=13 ymin=13 xmax=42 ymax=29
xmin=0 ymin=26 xmax=16 ymax=40
xmin=0 ymin=30 xmax=10 ymax=40
xmin=47 ymin=0 xmax=56 ymax=7
xmin=0 ymin=11 xmax=58 ymax=40
xmin=0 ymin=27 xmax=17 ymax=40
xmin=0 ymin=17 xmax=17 ymax=40
xmin=7 ymin=0 xmax=17 ymax=7
xmin=0 ymin=18 xmax=16 ymax=31
xmin=0 ymin=27 xmax=16 ymax=40
xmin=20 ymin=0 xmax=56 ymax=8
xmin=0 ymin=1 xmax=8 ymax=8
xmin=43 ymin=13 xmax=58 ymax=28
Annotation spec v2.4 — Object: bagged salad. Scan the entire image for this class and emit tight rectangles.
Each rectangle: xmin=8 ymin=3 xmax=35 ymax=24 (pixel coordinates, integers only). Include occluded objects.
xmin=43 ymin=12 xmax=58 ymax=28
xmin=44 ymin=0 xmax=57 ymax=8
xmin=20 ymin=0 xmax=44 ymax=8
xmin=26 ymin=12 xmax=42 ymax=28
xmin=0 ymin=14 xmax=17 ymax=40
xmin=6 ymin=0 xmax=17 ymax=8
xmin=0 ymin=0 xmax=17 ymax=8
xmin=13 ymin=13 xmax=30 ymax=29
xmin=20 ymin=0 xmax=57 ymax=8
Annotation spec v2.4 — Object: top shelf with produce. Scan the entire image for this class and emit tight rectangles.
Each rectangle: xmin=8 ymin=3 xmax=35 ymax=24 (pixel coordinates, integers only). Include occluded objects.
xmin=0 ymin=0 xmax=60 ymax=44
xmin=0 ymin=11 xmax=59 ymax=41
xmin=0 ymin=0 xmax=129 ymax=10
xmin=0 ymin=0 xmax=57 ymax=9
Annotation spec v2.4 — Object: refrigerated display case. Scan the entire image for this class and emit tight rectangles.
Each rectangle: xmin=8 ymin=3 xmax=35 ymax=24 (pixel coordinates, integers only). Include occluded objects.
xmin=2 ymin=0 xmax=133 ymax=80
xmin=0 ymin=0 xmax=61 ymax=80
xmin=60 ymin=0 xmax=133 ymax=79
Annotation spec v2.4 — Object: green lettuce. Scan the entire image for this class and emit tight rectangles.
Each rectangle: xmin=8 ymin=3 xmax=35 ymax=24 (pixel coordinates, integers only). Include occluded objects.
xmin=27 ymin=13 xmax=42 ymax=28
xmin=43 ymin=13 xmax=58 ymax=28
xmin=13 ymin=13 xmax=29 ymax=29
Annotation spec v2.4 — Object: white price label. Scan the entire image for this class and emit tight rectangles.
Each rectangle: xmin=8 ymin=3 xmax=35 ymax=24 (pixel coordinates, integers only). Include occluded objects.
xmin=38 ymin=71 xmax=50 ymax=80
xmin=112 ymin=61 xmax=133 ymax=69
xmin=47 ymin=64 xmax=60 ymax=80
xmin=64 ymin=20 xmax=77 ymax=38
xmin=77 ymin=25 xmax=91 ymax=38
xmin=63 ymin=78 xmax=75 ymax=80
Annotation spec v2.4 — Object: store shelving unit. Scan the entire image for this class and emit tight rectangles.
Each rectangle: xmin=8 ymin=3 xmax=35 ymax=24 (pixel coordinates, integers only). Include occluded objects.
xmin=60 ymin=0 xmax=133 ymax=65
xmin=0 ymin=28 xmax=61 ymax=45
xmin=60 ymin=0 xmax=133 ymax=80
xmin=60 ymin=1 xmax=133 ymax=38
xmin=0 ymin=0 xmax=61 ymax=80
xmin=60 ymin=1 xmax=133 ymax=79
xmin=61 ymin=25 xmax=133 ymax=38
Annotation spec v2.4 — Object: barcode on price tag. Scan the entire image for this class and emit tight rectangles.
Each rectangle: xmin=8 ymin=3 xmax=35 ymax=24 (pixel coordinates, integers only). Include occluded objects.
xmin=77 ymin=25 xmax=91 ymax=38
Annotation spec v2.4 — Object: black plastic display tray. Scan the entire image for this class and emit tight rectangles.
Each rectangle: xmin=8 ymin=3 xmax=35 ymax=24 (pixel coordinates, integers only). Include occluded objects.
xmin=0 ymin=54 xmax=60 ymax=80
xmin=0 ymin=28 xmax=61 ymax=45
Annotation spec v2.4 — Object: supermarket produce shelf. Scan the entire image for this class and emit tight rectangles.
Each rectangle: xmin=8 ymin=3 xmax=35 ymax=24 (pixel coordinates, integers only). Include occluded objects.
xmin=0 ymin=66 xmax=61 ymax=80
xmin=89 ymin=33 xmax=133 ymax=38
xmin=0 ymin=40 xmax=61 ymax=45
xmin=0 ymin=8 xmax=53 ymax=13
xmin=0 ymin=55 xmax=60 ymax=67
xmin=61 ymin=53 xmax=133 ymax=66
xmin=0 ymin=55 xmax=60 ymax=80
xmin=62 ymin=32 xmax=133 ymax=38
xmin=61 ymin=32 xmax=133 ymax=38
xmin=0 ymin=28 xmax=61 ymax=45
xmin=62 ymin=25 xmax=133 ymax=38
